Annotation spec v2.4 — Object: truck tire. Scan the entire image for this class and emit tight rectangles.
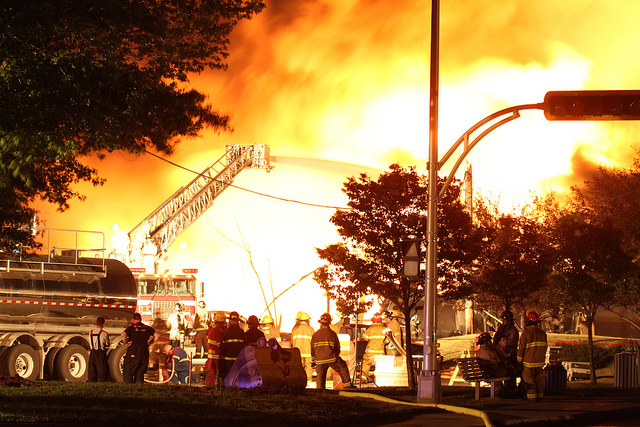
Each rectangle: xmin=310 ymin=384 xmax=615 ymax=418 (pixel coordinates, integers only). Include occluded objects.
xmin=44 ymin=347 xmax=62 ymax=380
xmin=1 ymin=344 xmax=40 ymax=381
xmin=108 ymin=345 xmax=127 ymax=383
xmin=55 ymin=344 xmax=89 ymax=382
xmin=0 ymin=346 xmax=8 ymax=376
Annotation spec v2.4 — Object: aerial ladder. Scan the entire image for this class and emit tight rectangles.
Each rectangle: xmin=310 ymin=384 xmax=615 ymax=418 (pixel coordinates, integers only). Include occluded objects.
xmin=126 ymin=144 xmax=271 ymax=272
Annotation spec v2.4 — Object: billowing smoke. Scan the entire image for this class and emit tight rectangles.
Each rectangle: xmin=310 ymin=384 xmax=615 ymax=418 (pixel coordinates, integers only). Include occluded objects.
xmin=33 ymin=1 xmax=640 ymax=328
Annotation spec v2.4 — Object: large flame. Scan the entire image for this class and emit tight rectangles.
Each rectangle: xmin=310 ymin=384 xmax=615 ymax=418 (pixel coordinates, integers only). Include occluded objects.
xmin=34 ymin=1 xmax=640 ymax=330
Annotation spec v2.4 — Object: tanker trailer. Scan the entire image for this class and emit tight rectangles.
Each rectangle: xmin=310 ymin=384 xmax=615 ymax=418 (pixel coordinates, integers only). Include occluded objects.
xmin=0 ymin=254 xmax=137 ymax=382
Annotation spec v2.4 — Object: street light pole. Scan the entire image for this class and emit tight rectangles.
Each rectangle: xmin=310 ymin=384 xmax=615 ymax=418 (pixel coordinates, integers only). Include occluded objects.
xmin=417 ymin=0 xmax=441 ymax=403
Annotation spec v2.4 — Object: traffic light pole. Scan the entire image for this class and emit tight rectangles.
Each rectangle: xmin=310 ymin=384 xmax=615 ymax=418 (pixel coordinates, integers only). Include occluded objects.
xmin=417 ymin=0 xmax=440 ymax=403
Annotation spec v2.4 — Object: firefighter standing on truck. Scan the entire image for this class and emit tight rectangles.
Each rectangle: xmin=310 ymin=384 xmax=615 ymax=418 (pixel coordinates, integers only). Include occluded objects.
xmin=311 ymin=313 xmax=355 ymax=390
xmin=220 ymin=311 xmax=245 ymax=381
xmin=361 ymin=314 xmax=387 ymax=381
xmin=205 ymin=312 xmax=226 ymax=387
xmin=193 ymin=301 xmax=210 ymax=358
xmin=518 ymin=309 xmax=548 ymax=402
xmin=291 ymin=311 xmax=315 ymax=384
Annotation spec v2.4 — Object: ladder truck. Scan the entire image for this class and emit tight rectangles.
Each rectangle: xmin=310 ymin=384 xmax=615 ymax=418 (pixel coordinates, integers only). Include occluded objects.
xmin=121 ymin=144 xmax=272 ymax=323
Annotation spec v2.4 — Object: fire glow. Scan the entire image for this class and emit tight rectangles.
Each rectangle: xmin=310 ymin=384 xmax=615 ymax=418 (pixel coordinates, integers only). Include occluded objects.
xmin=34 ymin=1 xmax=640 ymax=331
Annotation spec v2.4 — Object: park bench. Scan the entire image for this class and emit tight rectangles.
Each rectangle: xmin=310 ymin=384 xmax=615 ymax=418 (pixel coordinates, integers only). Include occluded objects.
xmin=454 ymin=357 xmax=509 ymax=400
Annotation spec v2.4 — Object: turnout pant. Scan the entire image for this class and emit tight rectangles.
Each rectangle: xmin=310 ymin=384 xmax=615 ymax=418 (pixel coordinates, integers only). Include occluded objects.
xmin=88 ymin=349 xmax=109 ymax=382
xmin=315 ymin=357 xmax=351 ymax=390
xmin=522 ymin=366 xmax=544 ymax=400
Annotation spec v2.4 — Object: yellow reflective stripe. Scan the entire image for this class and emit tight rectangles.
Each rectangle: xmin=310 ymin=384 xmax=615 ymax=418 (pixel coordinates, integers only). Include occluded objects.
xmin=365 ymin=349 xmax=385 ymax=354
xmin=525 ymin=342 xmax=547 ymax=348
xmin=523 ymin=361 xmax=545 ymax=368
xmin=366 ymin=334 xmax=386 ymax=339
xmin=313 ymin=341 xmax=333 ymax=347
xmin=315 ymin=356 xmax=338 ymax=364
xmin=223 ymin=356 xmax=238 ymax=361
xmin=208 ymin=339 xmax=220 ymax=345
xmin=225 ymin=339 xmax=244 ymax=343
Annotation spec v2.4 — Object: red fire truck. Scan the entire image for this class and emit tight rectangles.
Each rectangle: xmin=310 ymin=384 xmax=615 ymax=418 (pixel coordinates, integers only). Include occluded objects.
xmin=131 ymin=268 xmax=201 ymax=323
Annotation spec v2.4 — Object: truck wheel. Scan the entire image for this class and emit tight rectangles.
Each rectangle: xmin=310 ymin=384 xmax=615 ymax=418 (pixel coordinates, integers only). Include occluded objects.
xmin=1 ymin=344 xmax=40 ymax=381
xmin=108 ymin=345 xmax=127 ymax=383
xmin=55 ymin=344 xmax=89 ymax=382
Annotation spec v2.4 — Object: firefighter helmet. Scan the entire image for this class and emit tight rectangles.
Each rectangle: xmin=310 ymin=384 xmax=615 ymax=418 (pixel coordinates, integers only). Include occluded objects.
xmin=298 ymin=312 xmax=311 ymax=321
xmin=526 ymin=309 xmax=540 ymax=323
xmin=248 ymin=315 xmax=260 ymax=327
xmin=500 ymin=310 xmax=514 ymax=321
xmin=213 ymin=312 xmax=226 ymax=323
xmin=262 ymin=315 xmax=274 ymax=324
xmin=319 ymin=313 xmax=332 ymax=325
xmin=475 ymin=332 xmax=492 ymax=346
xmin=229 ymin=311 xmax=240 ymax=323
xmin=174 ymin=303 xmax=183 ymax=312
xmin=198 ymin=300 xmax=206 ymax=308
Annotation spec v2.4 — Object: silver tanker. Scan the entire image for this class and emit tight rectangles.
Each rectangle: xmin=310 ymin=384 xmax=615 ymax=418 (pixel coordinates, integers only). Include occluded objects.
xmin=0 ymin=229 xmax=137 ymax=382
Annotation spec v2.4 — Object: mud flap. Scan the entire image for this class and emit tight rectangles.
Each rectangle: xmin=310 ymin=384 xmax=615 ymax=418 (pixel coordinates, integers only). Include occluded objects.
xmin=223 ymin=346 xmax=306 ymax=391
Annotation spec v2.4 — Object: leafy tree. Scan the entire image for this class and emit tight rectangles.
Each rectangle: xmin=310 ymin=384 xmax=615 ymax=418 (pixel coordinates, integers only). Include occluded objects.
xmin=549 ymin=198 xmax=640 ymax=384
xmin=563 ymin=156 xmax=640 ymax=334
xmin=315 ymin=164 xmax=478 ymax=389
xmin=0 ymin=0 xmax=265 ymax=247
xmin=469 ymin=197 xmax=554 ymax=318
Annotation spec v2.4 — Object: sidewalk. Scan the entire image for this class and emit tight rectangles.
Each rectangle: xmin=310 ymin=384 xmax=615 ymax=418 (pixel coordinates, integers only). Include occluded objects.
xmin=377 ymin=393 xmax=640 ymax=427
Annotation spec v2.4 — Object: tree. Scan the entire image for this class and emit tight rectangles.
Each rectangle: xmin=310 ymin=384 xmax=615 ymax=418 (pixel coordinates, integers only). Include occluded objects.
xmin=315 ymin=164 xmax=478 ymax=389
xmin=549 ymin=199 xmax=640 ymax=384
xmin=469 ymin=197 xmax=554 ymax=318
xmin=0 ymin=0 xmax=265 ymax=247
xmin=567 ymin=156 xmax=640 ymax=331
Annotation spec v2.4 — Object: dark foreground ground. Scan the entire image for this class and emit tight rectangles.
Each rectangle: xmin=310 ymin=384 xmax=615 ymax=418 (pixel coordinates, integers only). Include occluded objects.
xmin=1 ymin=377 xmax=639 ymax=426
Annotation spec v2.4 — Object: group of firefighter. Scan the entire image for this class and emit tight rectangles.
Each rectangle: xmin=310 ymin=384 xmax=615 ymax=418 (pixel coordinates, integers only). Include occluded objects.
xmin=156 ymin=304 xmax=403 ymax=389
xmin=201 ymin=307 xmax=356 ymax=389
xmin=474 ymin=308 xmax=548 ymax=401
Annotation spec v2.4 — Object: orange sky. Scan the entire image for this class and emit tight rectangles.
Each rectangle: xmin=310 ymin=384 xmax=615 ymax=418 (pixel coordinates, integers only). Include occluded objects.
xmin=34 ymin=1 xmax=640 ymax=331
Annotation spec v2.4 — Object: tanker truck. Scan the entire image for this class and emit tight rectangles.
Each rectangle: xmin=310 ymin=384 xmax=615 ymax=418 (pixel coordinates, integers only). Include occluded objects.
xmin=0 ymin=228 xmax=137 ymax=382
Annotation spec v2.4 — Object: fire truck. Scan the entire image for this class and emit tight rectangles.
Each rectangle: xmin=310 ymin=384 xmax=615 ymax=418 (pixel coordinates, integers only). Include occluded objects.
xmin=131 ymin=268 xmax=201 ymax=323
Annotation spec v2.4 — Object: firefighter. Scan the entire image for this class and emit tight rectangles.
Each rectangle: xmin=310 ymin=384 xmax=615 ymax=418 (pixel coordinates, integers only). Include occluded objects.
xmin=220 ymin=311 xmax=245 ymax=381
xmin=496 ymin=333 xmax=518 ymax=398
xmin=193 ymin=300 xmax=210 ymax=358
xmin=475 ymin=332 xmax=507 ymax=378
xmin=163 ymin=344 xmax=191 ymax=384
xmin=291 ymin=311 xmax=315 ymax=384
xmin=517 ymin=309 xmax=548 ymax=401
xmin=259 ymin=315 xmax=281 ymax=343
xmin=205 ymin=312 xmax=226 ymax=387
xmin=311 ymin=313 xmax=355 ymax=390
xmin=121 ymin=312 xmax=161 ymax=384
xmin=385 ymin=311 xmax=402 ymax=356
xmin=167 ymin=303 xmax=187 ymax=347
xmin=88 ymin=316 xmax=110 ymax=382
xmin=493 ymin=310 xmax=519 ymax=349
xmin=245 ymin=315 xmax=266 ymax=347
xmin=361 ymin=314 xmax=387 ymax=381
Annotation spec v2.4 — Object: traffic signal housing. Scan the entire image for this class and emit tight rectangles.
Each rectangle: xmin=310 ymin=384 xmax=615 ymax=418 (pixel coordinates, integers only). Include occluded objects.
xmin=543 ymin=90 xmax=640 ymax=121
